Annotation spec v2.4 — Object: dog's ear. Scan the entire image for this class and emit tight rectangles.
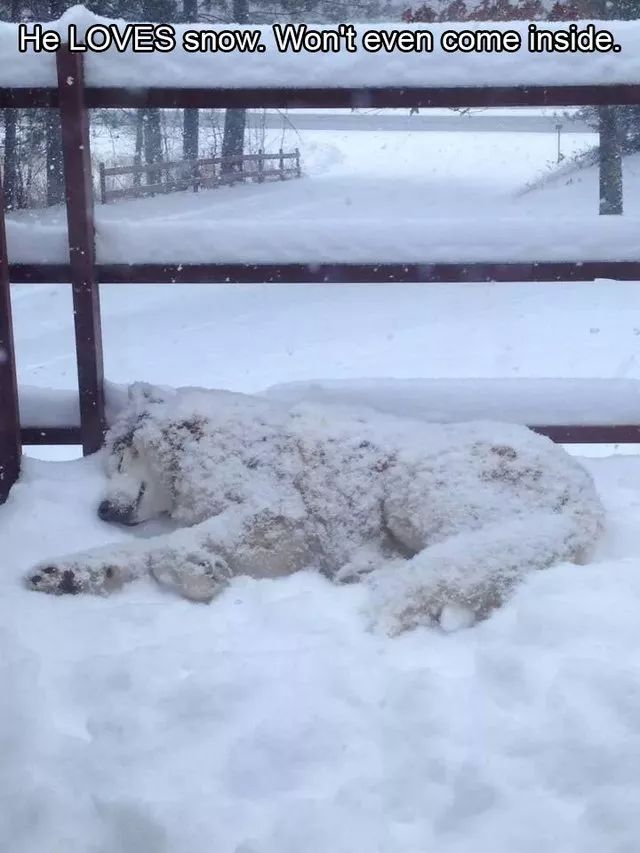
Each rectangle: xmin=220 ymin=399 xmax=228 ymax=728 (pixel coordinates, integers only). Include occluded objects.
xmin=128 ymin=382 xmax=168 ymax=408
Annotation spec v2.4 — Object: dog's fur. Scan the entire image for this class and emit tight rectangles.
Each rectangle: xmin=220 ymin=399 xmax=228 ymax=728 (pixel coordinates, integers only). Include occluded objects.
xmin=26 ymin=385 xmax=605 ymax=633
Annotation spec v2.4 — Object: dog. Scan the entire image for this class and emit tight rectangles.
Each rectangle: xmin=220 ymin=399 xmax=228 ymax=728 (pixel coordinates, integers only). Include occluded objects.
xmin=26 ymin=384 xmax=605 ymax=634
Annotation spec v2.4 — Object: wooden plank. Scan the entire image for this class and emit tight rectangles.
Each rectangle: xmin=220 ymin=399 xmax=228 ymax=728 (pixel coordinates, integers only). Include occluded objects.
xmin=102 ymin=150 xmax=298 ymax=178
xmin=21 ymin=426 xmax=82 ymax=446
xmin=105 ymin=182 xmax=168 ymax=201
xmin=99 ymin=161 xmax=106 ymax=205
xmin=531 ymin=425 xmax=640 ymax=444
xmin=78 ymin=84 xmax=640 ymax=110
xmin=94 ymin=261 xmax=640 ymax=284
xmin=0 ymin=172 xmax=21 ymax=503
xmin=2 ymin=82 xmax=640 ymax=111
xmin=0 ymin=88 xmax=58 ymax=108
xmin=15 ymin=420 xmax=640 ymax=445
xmin=8 ymin=264 xmax=71 ymax=283
xmin=57 ymin=47 xmax=105 ymax=455
xmin=8 ymin=261 xmax=640 ymax=285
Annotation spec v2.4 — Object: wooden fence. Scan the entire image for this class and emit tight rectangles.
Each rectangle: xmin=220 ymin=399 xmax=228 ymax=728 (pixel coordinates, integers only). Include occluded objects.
xmin=99 ymin=148 xmax=302 ymax=204
xmin=1 ymin=45 xmax=640 ymax=503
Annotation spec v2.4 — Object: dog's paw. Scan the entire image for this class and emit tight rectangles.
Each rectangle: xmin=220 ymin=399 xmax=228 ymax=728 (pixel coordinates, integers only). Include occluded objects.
xmin=26 ymin=559 xmax=125 ymax=597
xmin=150 ymin=551 xmax=232 ymax=603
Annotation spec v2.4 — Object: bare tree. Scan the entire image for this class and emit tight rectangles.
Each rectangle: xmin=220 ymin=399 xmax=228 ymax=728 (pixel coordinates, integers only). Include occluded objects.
xmin=45 ymin=0 xmax=67 ymax=206
xmin=2 ymin=0 xmax=20 ymax=210
xmin=221 ymin=0 xmax=249 ymax=174
xmin=182 ymin=0 xmax=199 ymax=162
xmin=599 ymin=107 xmax=623 ymax=215
xmin=598 ymin=0 xmax=623 ymax=214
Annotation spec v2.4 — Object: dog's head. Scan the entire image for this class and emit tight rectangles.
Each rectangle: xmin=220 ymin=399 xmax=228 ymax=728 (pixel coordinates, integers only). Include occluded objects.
xmin=98 ymin=418 xmax=173 ymax=526
xmin=98 ymin=383 xmax=175 ymax=526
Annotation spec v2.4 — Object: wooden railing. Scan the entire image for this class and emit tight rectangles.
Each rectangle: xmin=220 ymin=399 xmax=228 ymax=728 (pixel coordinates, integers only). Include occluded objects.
xmin=99 ymin=148 xmax=302 ymax=203
xmin=2 ymin=45 xmax=640 ymax=503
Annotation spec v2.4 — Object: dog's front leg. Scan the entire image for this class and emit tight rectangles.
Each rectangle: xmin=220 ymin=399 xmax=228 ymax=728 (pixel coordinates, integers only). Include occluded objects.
xmin=26 ymin=504 xmax=309 ymax=601
xmin=25 ymin=509 xmax=249 ymax=600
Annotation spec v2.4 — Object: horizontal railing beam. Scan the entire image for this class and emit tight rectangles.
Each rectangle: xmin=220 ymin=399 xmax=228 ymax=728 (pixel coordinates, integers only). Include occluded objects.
xmin=3 ymin=83 xmax=640 ymax=110
xmin=17 ymin=423 xmax=640 ymax=445
xmin=21 ymin=426 xmax=82 ymax=445
xmin=9 ymin=261 xmax=640 ymax=285
xmin=531 ymin=425 xmax=640 ymax=443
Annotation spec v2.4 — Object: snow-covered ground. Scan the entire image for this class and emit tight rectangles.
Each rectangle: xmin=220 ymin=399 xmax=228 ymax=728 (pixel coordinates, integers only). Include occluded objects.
xmin=4 ymin=121 xmax=640 ymax=852
xmin=10 ymin=126 xmax=618 ymax=263
xmin=3 ymin=450 xmax=640 ymax=853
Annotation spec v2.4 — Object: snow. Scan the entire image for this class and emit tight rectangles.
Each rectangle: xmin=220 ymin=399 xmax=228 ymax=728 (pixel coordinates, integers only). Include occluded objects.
xmin=266 ymin=377 xmax=640 ymax=426
xmin=1 ymin=124 xmax=614 ymax=266
xmin=2 ymin=8 xmax=640 ymax=90
xmin=93 ymin=213 xmax=640 ymax=264
xmin=17 ymin=381 xmax=126 ymax=428
xmin=17 ymin=377 xmax=640 ymax=430
xmin=2 ymin=451 xmax=640 ymax=852
xmin=12 ymin=211 xmax=640 ymax=265
xmin=4 ymin=62 xmax=640 ymax=852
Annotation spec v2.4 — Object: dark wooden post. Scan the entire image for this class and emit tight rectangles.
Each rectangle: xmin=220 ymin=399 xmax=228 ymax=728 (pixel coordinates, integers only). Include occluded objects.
xmin=99 ymin=162 xmax=106 ymax=204
xmin=56 ymin=46 xmax=105 ymax=455
xmin=295 ymin=147 xmax=301 ymax=178
xmin=279 ymin=148 xmax=284 ymax=180
xmin=257 ymin=149 xmax=264 ymax=183
xmin=0 ymin=172 xmax=21 ymax=503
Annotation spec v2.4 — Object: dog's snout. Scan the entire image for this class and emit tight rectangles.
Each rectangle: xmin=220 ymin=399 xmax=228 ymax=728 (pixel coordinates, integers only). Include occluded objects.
xmin=98 ymin=499 xmax=137 ymax=526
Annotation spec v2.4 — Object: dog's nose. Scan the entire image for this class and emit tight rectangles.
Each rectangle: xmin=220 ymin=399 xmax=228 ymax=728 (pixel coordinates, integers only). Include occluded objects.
xmin=98 ymin=499 xmax=136 ymax=525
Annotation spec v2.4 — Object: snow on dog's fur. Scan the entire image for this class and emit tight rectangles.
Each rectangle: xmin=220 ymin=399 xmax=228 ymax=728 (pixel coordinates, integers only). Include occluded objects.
xmin=26 ymin=384 xmax=605 ymax=633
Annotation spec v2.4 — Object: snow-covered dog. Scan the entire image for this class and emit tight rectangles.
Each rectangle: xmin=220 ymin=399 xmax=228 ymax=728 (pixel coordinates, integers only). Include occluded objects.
xmin=26 ymin=384 xmax=604 ymax=633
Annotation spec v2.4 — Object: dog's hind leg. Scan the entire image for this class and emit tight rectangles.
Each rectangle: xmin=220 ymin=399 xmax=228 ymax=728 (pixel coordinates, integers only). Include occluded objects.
xmin=367 ymin=510 xmax=602 ymax=635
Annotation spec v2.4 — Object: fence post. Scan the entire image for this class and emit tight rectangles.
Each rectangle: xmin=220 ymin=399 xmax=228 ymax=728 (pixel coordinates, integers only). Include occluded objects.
xmin=99 ymin=161 xmax=106 ymax=204
xmin=56 ymin=46 xmax=105 ymax=455
xmin=279 ymin=148 xmax=284 ymax=180
xmin=0 ymin=172 xmax=21 ymax=504
xmin=295 ymin=147 xmax=301 ymax=178
xmin=258 ymin=149 xmax=264 ymax=183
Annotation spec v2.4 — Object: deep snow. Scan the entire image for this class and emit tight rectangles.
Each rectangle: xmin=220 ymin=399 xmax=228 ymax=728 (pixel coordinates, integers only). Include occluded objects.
xmin=8 ymin=125 xmax=628 ymax=265
xmin=3 ymin=97 xmax=640 ymax=853
xmin=3 ymin=451 xmax=640 ymax=852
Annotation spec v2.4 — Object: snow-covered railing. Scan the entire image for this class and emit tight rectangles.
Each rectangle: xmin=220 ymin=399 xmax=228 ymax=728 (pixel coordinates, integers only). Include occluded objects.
xmin=2 ymin=15 xmax=640 ymax=502
xmin=3 ymin=10 xmax=640 ymax=99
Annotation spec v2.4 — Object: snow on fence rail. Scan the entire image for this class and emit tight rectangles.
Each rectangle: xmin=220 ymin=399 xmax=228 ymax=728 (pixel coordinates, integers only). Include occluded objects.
xmin=2 ymin=36 xmax=640 ymax=503
xmin=99 ymin=149 xmax=301 ymax=204
xmin=4 ymin=10 xmax=640 ymax=93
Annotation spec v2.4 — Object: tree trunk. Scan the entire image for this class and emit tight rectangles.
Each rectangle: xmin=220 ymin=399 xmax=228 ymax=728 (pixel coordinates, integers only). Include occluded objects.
xmin=222 ymin=0 xmax=249 ymax=175
xmin=2 ymin=0 xmax=20 ymax=209
xmin=3 ymin=109 xmax=19 ymax=210
xmin=599 ymin=106 xmax=623 ymax=215
xmin=597 ymin=0 xmax=623 ymax=215
xmin=143 ymin=108 xmax=163 ymax=188
xmin=221 ymin=110 xmax=247 ymax=174
xmin=134 ymin=110 xmax=144 ymax=189
xmin=45 ymin=0 xmax=67 ymax=206
xmin=45 ymin=111 xmax=65 ymax=206
xmin=182 ymin=0 xmax=199 ymax=164
xmin=140 ymin=0 xmax=169 ymax=189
